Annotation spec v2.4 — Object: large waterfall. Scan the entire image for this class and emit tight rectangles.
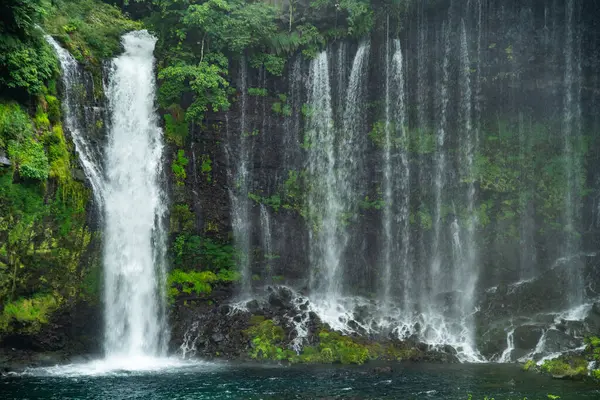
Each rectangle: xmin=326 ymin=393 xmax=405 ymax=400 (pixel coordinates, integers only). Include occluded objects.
xmin=49 ymin=31 xmax=168 ymax=361
xmin=103 ymin=31 xmax=168 ymax=358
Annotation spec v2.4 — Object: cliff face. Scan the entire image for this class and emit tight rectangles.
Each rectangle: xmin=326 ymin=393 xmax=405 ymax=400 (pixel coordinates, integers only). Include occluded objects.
xmin=168 ymin=0 xmax=600 ymax=362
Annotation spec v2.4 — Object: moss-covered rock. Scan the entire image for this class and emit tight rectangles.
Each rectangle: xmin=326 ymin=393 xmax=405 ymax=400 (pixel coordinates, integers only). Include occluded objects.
xmin=540 ymin=356 xmax=588 ymax=379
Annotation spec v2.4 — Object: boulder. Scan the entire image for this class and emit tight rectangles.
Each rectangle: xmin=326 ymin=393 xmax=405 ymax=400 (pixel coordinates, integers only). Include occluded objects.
xmin=543 ymin=329 xmax=580 ymax=354
xmin=513 ymin=325 xmax=544 ymax=351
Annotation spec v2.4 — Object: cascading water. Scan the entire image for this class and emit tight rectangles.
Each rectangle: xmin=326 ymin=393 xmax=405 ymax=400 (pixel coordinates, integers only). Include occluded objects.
xmin=229 ymin=59 xmax=253 ymax=298
xmin=305 ymin=43 xmax=370 ymax=325
xmin=306 ymin=50 xmax=337 ymax=300
xmin=457 ymin=19 xmax=478 ymax=348
xmin=140 ymin=0 xmax=595 ymax=365
xmin=562 ymin=0 xmax=584 ymax=307
xmin=260 ymin=204 xmax=273 ymax=280
xmin=341 ymin=42 xmax=370 ymax=217
xmin=48 ymin=30 xmax=169 ymax=364
xmin=380 ymin=35 xmax=410 ymax=312
xmin=45 ymin=36 xmax=105 ymax=205
xmin=103 ymin=31 xmax=168 ymax=358
xmin=429 ymin=21 xmax=451 ymax=309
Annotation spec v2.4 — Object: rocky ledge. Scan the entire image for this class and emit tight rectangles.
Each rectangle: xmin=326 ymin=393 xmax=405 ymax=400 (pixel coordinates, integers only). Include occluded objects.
xmin=169 ymin=285 xmax=460 ymax=365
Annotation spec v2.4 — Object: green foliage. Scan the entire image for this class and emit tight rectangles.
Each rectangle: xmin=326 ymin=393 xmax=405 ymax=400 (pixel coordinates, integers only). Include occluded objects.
xmin=249 ymin=192 xmax=282 ymax=212
xmin=250 ymin=53 xmax=286 ymax=76
xmin=585 ymin=336 xmax=600 ymax=361
xmin=540 ymin=356 xmax=588 ymax=378
xmin=248 ymin=87 xmax=268 ymax=97
xmin=522 ymin=359 xmax=536 ymax=371
xmin=45 ymin=95 xmax=61 ymax=124
xmin=0 ymin=38 xmax=58 ymax=96
xmin=359 ymin=195 xmax=384 ymax=211
xmin=183 ymin=0 xmax=279 ymax=54
xmin=167 ymin=267 xmax=240 ymax=302
xmin=310 ymin=0 xmax=374 ymax=38
xmin=473 ymin=119 xmax=586 ymax=240
xmin=168 ymin=269 xmax=217 ymax=296
xmin=0 ymin=39 xmax=92 ymax=337
xmin=43 ymin=0 xmax=142 ymax=63
xmin=0 ymin=102 xmax=34 ymax=148
xmin=170 ymin=203 xmax=196 ymax=232
xmin=8 ymin=138 xmax=49 ymax=180
xmin=34 ymin=107 xmax=50 ymax=131
xmin=0 ymin=0 xmax=58 ymax=96
xmin=172 ymin=149 xmax=189 ymax=186
xmin=272 ymin=100 xmax=292 ymax=117
xmin=201 ymin=154 xmax=212 ymax=183
xmin=244 ymin=319 xmax=293 ymax=360
xmin=314 ymin=330 xmax=369 ymax=364
xmin=163 ymin=105 xmax=188 ymax=146
xmin=0 ymin=294 xmax=59 ymax=333
xmin=172 ymin=233 xmax=236 ymax=271
xmin=158 ymin=57 xmax=230 ymax=122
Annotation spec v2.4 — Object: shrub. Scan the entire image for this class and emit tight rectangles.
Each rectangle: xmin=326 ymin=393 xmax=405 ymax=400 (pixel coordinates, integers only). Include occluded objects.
xmin=8 ymin=138 xmax=50 ymax=180
xmin=0 ymin=102 xmax=33 ymax=147
xmin=0 ymin=294 xmax=59 ymax=333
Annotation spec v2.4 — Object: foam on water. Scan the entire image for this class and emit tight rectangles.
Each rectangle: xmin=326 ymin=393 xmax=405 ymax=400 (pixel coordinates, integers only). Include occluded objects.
xmin=19 ymin=357 xmax=216 ymax=378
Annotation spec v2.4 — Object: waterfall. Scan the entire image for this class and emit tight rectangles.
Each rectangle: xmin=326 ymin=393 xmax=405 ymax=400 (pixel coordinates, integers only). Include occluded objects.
xmin=230 ymin=59 xmax=253 ymax=298
xmin=306 ymin=51 xmax=337 ymax=297
xmin=457 ymin=20 xmax=478 ymax=346
xmin=49 ymin=31 xmax=168 ymax=359
xmin=562 ymin=0 xmax=583 ymax=307
xmin=103 ymin=31 xmax=168 ymax=357
xmin=381 ymin=37 xmax=410 ymax=311
xmin=44 ymin=36 xmax=105 ymax=205
xmin=307 ymin=43 xmax=370 ymax=303
xmin=282 ymin=55 xmax=303 ymax=171
xmin=260 ymin=204 xmax=273 ymax=280
xmin=381 ymin=28 xmax=393 ymax=308
xmin=428 ymin=21 xmax=451 ymax=311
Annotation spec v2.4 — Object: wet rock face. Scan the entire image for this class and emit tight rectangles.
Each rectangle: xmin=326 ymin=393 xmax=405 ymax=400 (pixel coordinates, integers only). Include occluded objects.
xmin=168 ymin=284 xmax=461 ymax=364
xmin=0 ymin=302 xmax=102 ymax=371
xmin=513 ymin=325 xmax=544 ymax=352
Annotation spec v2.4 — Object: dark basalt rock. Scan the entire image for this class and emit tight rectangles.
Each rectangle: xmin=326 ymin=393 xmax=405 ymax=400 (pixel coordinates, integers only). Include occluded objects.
xmin=373 ymin=366 xmax=393 ymax=373
xmin=513 ymin=325 xmax=544 ymax=351
xmin=543 ymin=329 xmax=580 ymax=354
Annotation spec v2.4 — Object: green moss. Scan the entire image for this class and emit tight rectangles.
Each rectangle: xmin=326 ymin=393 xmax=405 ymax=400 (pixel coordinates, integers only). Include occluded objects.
xmin=248 ymin=88 xmax=268 ymax=97
xmin=34 ymin=107 xmax=50 ymax=131
xmin=585 ymin=336 xmax=600 ymax=361
xmin=0 ymin=90 xmax=92 ymax=339
xmin=7 ymin=138 xmax=49 ymax=180
xmin=167 ymin=268 xmax=240 ymax=303
xmin=43 ymin=0 xmax=142 ymax=65
xmin=201 ymin=154 xmax=212 ymax=183
xmin=170 ymin=203 xmax=196 ymax=233
xmin=172 ymin=233 xmax=237 ymax=271
xmin=0 ymin=102 xmax=34 ymax=148
xmin=45 ymin=95 xmax=61 ymax=124
xmin=164 ymin=105 xmax=188 ymax=146
xmin=248 ymin=192 xmax=282 ymax=212
xmin=169 ymin=269 xmax=217 ymax=295
xmin=522 ymin=359 xmax=536 ymax=371
xmin=172 ymin=149 xmax=189 ymax=186
xmin=244 ymin=319 xmax=294 ymax=360
xmin=540 ymin=356 xmax=588 ymax=379
xmin=0 ymin=294 xmax=60 ymax=333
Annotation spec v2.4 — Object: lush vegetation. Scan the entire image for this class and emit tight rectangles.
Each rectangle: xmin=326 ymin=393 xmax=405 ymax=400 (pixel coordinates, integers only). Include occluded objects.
xmin=242 ymin=317 xmax=418 ymax=365
xmin=522 ymin=337 xmax=600 ymax=382
xmin=0 ymin=0 xmax=118 ymax=338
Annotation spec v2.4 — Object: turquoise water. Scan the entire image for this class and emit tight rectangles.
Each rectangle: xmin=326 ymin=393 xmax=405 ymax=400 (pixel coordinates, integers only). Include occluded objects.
xmin=2 ymin=362 xmax=599 ymax=399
